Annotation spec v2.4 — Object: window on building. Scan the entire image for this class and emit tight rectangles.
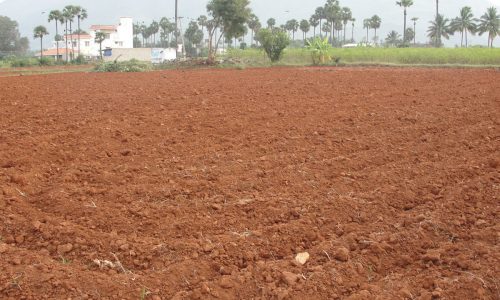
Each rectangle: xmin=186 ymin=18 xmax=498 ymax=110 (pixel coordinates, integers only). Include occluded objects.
xmin=72 ymin=41 xmax=77 ymax=47
xmin=85 ymin=41 xmax=90 ymax=47
xmin=116 ymin=41 xmax=123 ymax=47
xmin=105 ymin=33 xmax=111 ymax=39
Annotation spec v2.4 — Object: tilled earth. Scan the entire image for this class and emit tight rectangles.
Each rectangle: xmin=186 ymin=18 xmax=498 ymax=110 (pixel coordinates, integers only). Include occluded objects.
xmin=0 ymin=67 xmax=499 ymax=300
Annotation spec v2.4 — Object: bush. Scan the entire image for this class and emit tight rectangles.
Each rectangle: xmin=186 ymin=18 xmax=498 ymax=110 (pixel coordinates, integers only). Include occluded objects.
xmin=94 ymin=59 xmax=152 ymax=72
xmin=256 ymin=28 xmax=290 ymax=63
xmin=306 ymin=37 xmax=333 ymax=65
xmin=39 ymin=57 xmax=54 ymax=66
xmin=73 ymin=55 xmax=87 ymax=65
xmin=9 ymin=57 xmax=40 ymax=67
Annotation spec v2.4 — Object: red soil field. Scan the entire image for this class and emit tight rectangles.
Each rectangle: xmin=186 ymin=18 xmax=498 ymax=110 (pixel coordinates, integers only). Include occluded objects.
xmin=0 ymin=67 xmax=499 ymax=300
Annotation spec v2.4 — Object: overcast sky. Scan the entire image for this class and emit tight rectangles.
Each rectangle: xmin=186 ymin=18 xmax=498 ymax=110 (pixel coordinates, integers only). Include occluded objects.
xmin=0 ymin=0 xmax=498 ymax=48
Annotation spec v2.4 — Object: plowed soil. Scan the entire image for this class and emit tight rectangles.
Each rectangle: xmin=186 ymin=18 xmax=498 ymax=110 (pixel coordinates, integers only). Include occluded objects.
xmin=0 ymin=67 xmax=499 ymax=300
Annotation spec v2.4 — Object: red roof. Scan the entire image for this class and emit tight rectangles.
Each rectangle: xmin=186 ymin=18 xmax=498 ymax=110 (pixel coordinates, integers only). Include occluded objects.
xmin=64 ymin=34 xmax=92 ymax=40
xmin=90 ymin=25 xmax=117 ymax=31
xmin=36 ymin=48 xmax=79 ymax=57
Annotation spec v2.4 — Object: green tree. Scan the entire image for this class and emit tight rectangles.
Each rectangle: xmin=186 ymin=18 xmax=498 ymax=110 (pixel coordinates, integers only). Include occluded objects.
xmin=350 ymin=18 xmax=356 ymax=42
xmin=477 ymin=7 xmax=500 ymax=48
xmin=267 ymin=18 xmax=276 ymax=29
xmin=428 ymin=14 xmax=451 ymax=47
xmin=95 ymin=32 xmax=106 ymax=59
xmin=184 ymin=21 xmax=203 ymax=56
xmin=160 ymin=18 xmax=175 ymax=47
xmin=411 ymin=17 xmax=418 ymax=45
xmin=150 ymin=21 xmax=160 ymax=46
xmin=385 ymin=30 xmax=401 ymax=47
xmin=370 ymin=15 xmax=382 ymax=44
xmin=48 ymin=10 xmax=64 ymax=61
xmin=405 ymin=28 xmax=415 ymax=43
xmin=450 ymin=7 xmax=476 ymax=47
xmin=206 ymin=0 xmax=252 ymax=62
xmin=34 ymin=25 xmax=49 ymax=61
xmin=256 ymin=28 xmax=290 ymax=62
xmin=341 ymin=7 xmax=352 ymax=44
xmin=0 ymin=16 xmax=29 ymax=55
xmin=309 ymin=15 xmax=319 ymax=38
xmin=198 ymin=15 xmax=208 ymax=35
xmin=396 ymin=0 xmax=414 ymax=44
xmin=299 ymin=19 xmax=310 ymax=42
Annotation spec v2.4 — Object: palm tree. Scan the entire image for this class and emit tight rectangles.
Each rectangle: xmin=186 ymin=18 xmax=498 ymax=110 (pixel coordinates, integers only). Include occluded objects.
xmin=450 ymin=7 xmax=476 ymax=48
xmin=197 ymin=15 xmax=208 ymax=36
xmin=386 ymin=30 xmax=401 ymax=47
xmin=63 ymin=5 xmax=76 ymax=61
xmin=289 ymin=19 xmax=299 ymax=40
xmin=34 ymin=26 xmax=49 ymax=61
xmin=73 ymin=6 xmax=87 ymax=56
xmin=150 ymin=21 xmax=160 ymax=46
xmin=341 ymin=7 xmax=352 ymax=44
xmin=477 ymin=7 xmax=500 ymax=48
xmin=435 ymin=0 xmax=440 ymax=46
xmin=351 ymin=18 xmax=356 ymax=42
xmin=300 ymin=19 xmax=310 ymax=42
xmin=95 ymin=32 xmax=106 ymax=59
xmin=248 ymin=14 xmax=261 ymax=46
xmin=370 ymin=15 xmax=382 ymax=44
xmin=428 ymin=14 xmax=451 ymax=47
xmin=363 ymin=18 xmax=371 ymax=43
xmin=324 ymin=0 xmax=340 ymax=45
xmin=48 ymin=10 xmax=63 ymax=61
xmin=309 ymin=15 xmax=319 ymax=38
xmin=315 ymin=7 xmax=325 ymax=38
xmin=411 ymin=17 xmax=419 ymax=45
xmin=267 ymin=18 xmax=276 ymax=29
xmin=396 ymin=0 xmax=414 ymax=43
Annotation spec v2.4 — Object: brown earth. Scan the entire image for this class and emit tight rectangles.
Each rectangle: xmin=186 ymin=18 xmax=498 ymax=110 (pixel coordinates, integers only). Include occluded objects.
xmin=0 ymin=67 xmax=499 ymax=300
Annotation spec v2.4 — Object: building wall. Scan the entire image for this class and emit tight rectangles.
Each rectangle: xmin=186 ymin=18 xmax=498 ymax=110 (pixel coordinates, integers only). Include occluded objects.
xmin=103 ymin=48 xmax=177 ymax=62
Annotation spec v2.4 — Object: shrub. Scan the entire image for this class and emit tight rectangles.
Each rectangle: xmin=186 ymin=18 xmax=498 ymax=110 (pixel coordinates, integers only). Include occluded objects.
xmin=94 ymin=59 xmax=152 ymax=72
xmin=38 ymin=57 xmax=54 ymax=66
xmin=256 ymin=28 xmax=290 ymax=63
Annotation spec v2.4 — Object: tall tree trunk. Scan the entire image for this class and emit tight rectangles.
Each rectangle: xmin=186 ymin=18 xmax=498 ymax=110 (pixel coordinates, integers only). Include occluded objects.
xmin=330 ymin=21 xmax=334 ymax=46
xmin=366 ymin=27 xmax=369 ymax=43
xmin=343 ymin=23 xmax=346 ymax=44
xmin=65 ymin=21 xmax=69 ymax=62
xmin=374 ymin=28 xmax=377 ymax=43
xmin=40 ymin=37 xmax=43 ymax=60
xmin=78 ymin=16 xmax=81 ymax=57
xmin=70 ymin=21 xmax=74 ymax=61
xmin=99 ymin=42 xmax=102 ymax=59
xmin=319 ymin=19 xmax=322 ymax=38
xmin=55 ymin=22 xmax=59 ymax=61
xmin=465 ymin=30 xmax=468 ymax=48
xmin=414 ymin=22 xmax=416 ymax=45
xmin=460 ymin=30 xmax=463 ymax=47
xmin=352 ymin=25 xmax=354 ymax=41
xmin=403 ymin=8 xmax=407 ymax=43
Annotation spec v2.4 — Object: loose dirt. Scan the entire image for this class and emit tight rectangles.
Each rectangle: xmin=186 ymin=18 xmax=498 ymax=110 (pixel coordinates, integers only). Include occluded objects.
xmin=0 ymin=67 xmax=499 ymax=299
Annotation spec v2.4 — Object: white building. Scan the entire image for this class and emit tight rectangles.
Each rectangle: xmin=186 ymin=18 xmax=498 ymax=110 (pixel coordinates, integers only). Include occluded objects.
xmin=41 ymin=17 xmax=133 ymax=60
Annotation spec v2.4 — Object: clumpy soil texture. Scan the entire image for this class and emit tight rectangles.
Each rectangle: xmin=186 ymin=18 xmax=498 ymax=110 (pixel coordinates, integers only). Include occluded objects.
xmin=0 ymin=68 xmax=499 ymax=300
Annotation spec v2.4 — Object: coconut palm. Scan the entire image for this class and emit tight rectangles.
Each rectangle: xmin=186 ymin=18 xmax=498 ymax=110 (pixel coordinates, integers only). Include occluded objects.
xmin=450 ymin=7 xmax=476 ymax=47
xmin=411 ymin=17 xmax=418 ymax=45
xmin=396 ymin=0 xmax=414 ymax=43
xmin=34 ymin=26 xmax=49 ymax=61
xmin=363 ymin=18 xmax=371 ymax=43
xmin=477 ymin=7 xmax=500 ymax=48
xmin=95 ymin=32 xmax=106 ymax=59
xmin=300 ymin=19 xmax=310 ymax=42
xmin=73 ymin=6 xmax=87 ymax=55
xmin=428 ymin=14 xmax=451 ymax=47
xmin=48 ymin=10 xmax=63 ymax=61
xmin=370 ymin=15 xmax=382 ymax=44
xmin=197 ymin=15 xmax=208 ymax=35
xmin=309 ymin=15 xmax=319 ymax=38
xmin=248 ymin=14 xmax=261 ymax=46
xmin=341 ymin=7 xmax=352 ymax=44
xmin=150 ymin=21 xmax=160 ymax=46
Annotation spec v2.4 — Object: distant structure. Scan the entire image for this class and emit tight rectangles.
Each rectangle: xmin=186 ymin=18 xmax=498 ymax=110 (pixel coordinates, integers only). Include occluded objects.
xmin=39 ymin=17 xmax=133 ymax=60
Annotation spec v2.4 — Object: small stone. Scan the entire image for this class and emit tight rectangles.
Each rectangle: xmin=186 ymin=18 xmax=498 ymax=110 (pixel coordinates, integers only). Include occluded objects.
xmin=211 ymin=204 xmax=222 ymax=210
xmin=219 ymin=276 xmax=233 ymax=289
xmin=281 ymin=271 xmax=299 ymax=286
xmin=0 ymin=244 xmax=7 ymax=253
xmin=399 ymin=287 xmax=413 ymax=299
xmin=120 ymin=150 xmax=131 ymax=156
xmin=334 ymin=247 xmax=350 ymax=262
xmin=295 ymin=252 xmax=310 ymax=265
xmin=15 ymin=235 xmax=25 ymax=244
xmin=202 ymin=243 xmax=214 ymax=253
xmin=422 ymin=250 xmax=441 ymax=264
xmin=57 ymin=243 xmax=73 ymax=254
xmin=33 ymin=221 xmax=42 ymax=230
